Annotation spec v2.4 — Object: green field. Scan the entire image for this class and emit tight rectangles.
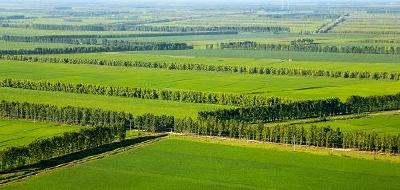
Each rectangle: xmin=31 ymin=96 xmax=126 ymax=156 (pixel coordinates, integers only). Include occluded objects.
xmin=139 ymin=49 xmax=400 ymax=64
xmin=1 ymin=61 xmax=400 ymax=100
xmin=0 ymin=118 xmax=78 ymax=150
xmin=0 ymin=40 xmax=92 ymax=50
xmin=295 ymin=111 xmax=400 ymax=135
xmin=0 ymin=88 xmax=229 ymax=118
xmin=3 ymin=136 xmax=400 ymax=190
xmin=334 ymin=12 xmax=400 ymax=34
xmin=54 ymin=51 xmax=400 ymax=72
xmin=0 ymin=27 xmax=156 ymax=36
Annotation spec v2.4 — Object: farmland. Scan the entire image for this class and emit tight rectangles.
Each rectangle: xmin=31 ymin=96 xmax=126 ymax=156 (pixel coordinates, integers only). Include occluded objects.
xmin=0 ymin=88 xmax=230 ymax=118
xmin=50 ymin=51 xmax=400 ymax=72
xmin=2 ymin=136 xmax=400 ymax=190
xmin=0 ymin=119 xmax=78 ymax=150
xmin=0 ymin=0 xmax=400 ymax=189
xmin=1 ymin=60 xmax=400 ymax=100
xmin=277 ymin=111 xmax=400 ymax=134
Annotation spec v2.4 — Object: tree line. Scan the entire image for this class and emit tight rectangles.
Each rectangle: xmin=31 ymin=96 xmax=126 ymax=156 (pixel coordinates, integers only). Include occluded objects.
xmin=100 ymin=39 xmax=192 ymax=51
xmin=0 ymin=97 xmax=398 ymax=166
xmin=0 ymin=31 xmax=237 ymax=44
xmin=0 ymin=41 xmax=192 ymax=55
xmin=198 ymin=93 xmax=400 ymax=123
xmin=210 ymin=41 xmax=400 ymax=54
xmin=175 ymin=118 xmax=400 ymax=153
xmin=0 ymin=100 xmax=174 ymax=132
xmin=316 ymin=14 xmax=348 ymax=33
xmin=0 ymin=23 xmax=290 ymax=33
xmin=1 ymin=35 xmax=99 ymax=45
xmin=262 ymin=13 xmax=341 ymax=20
xmin=0 ymin=15 xmax=25 ymax=20
xmin=359 ymin=39 xmax=400 ymax=44
xmin=2 ymin=54 xmax=400 ymax=81
xmin=0 ymin=78 xmax=281 ymax=107
xmin=0 ymin=125 xmax=125 ymax=171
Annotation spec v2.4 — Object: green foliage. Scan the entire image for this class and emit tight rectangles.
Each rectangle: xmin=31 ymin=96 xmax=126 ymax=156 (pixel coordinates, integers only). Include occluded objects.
xmin=0 ymin=23 xmax=290 ymax=33
xmin=199 ymin=93 xmax=400 ymax=122
xmin=214 ymin=41 xmax=400 ymax=54
xmin=0 ymin=87 xmax=228 ymax=118
xmin=0 ymin=125 xmax=125 ymax=171
xmin=0 ymin=32 xmax=238 ymax=43
xmin=4 ymin=54 xmax=400 ymax=81
xmin=1 ymin=59 xmax=399 ymax=101
xmin=0 ymin=100 xmax=174 ymax=132
xmin=175 ymin=117 xmax=400 ymax=153
xmin=0 ymin=78 xmax=281 ymax=107
xmin=0 ymin=41 xmax=192 ymax=55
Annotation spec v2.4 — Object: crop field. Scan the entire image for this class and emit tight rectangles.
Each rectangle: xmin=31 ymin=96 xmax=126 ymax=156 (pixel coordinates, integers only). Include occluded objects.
xmin=1 ymin=0 xmax=400 ymax=189
xmin=150 ymin=13 xmax=329 ymax=33
xmin=1 ymin=60 xmax=400 ymax=100
xmin=334 ymin=12 xmax=400 ymax=34
xmin=0 ymin=119 xmax=78 ymax=150
xmin=55 ymin=52 xmax=400 ymax=72
xmin=284 ymin=111 xmax=400 ymax=134
xmin=0 ymin=40 xmax=91 ymax=50
xmin=0 ymin=88 xmax=229 ymax=118
xmin=0 ymin=27 xmax=157 ymax=36
xmin=2 ymin=136 xmax=400 ymax=190
xmin=139 ymin=49 xmax=400 ymax=63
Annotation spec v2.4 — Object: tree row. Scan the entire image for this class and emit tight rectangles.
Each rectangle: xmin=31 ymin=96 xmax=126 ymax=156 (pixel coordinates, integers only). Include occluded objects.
xmin=0 ymin=31 xmax=237 ymax=44
xmin=175 ymin=118 xmax=400 ymax=153
xmin=0 ymin=23 xmax=290 ymax=33
xmin=0 ymin=41 xmax=192 ymax=55
xmin=210 ymin=41 xmax=400 ymax=54
xmin=1 ymin=55 xmax=399 ymax=81
xmin=0 ymin=125 xmax=125 ymax=171
xmin=198 ymin=93 xmax=400 ymax=123
xmin=0 ymin=100 xmax=174 ymax=132
xmin=316 ymin=14 xmax=348 ymax=33
xmin=0 ymin=78 xmax=281 ymax=107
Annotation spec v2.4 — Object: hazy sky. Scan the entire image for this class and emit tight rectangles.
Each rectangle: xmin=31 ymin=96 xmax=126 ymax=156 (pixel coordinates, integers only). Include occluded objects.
xmin=0 ymin=0 xmax=398 ymax=9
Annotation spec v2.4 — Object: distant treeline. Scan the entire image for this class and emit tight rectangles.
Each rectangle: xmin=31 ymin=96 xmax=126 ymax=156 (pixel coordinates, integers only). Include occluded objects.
xmin=0 ymin=32 xmax=237 ymax=44
xmin=358 ymin=39 xmax=400 ymax=44
xmin=335 ymin=30 xmax=400 ymax=35
xmin=316 ymin=14 xmax=348 ymax=33
xmin=0 ymin=23 xmax=289 ymax=33
xmin=366 ymin=9 xmax=400 ymax=13
xmin=0 ymin=78 xmax=281 ymax=107
xmin=0 ymin=15 xmax=25 ymax=20
xmin=0 ymin=41 xmax=192 ymax=55
xmin=0 ymin=100 xmax=174 ymax=132
xmin=2 ymin=54 xmax=400 ymax=81
xmin=261 ymin=13 xmax=341 ymax=20
xmin=209 ymin=40 xmax=400 ymax=54
xmin=175 ymin=118 xmax=400 ymax=153
xmin=198 ymin=93 xmax=400 ymax=123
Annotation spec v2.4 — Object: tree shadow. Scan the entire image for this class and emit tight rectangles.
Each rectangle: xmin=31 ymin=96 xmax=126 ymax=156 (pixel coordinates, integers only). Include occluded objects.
xmin=0 ymin=134 xmax=167 ymax=182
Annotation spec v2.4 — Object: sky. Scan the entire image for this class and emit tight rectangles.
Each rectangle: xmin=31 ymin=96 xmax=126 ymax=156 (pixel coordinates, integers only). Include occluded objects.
xmin=0 ymin=0 xmax=399 ymax=9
